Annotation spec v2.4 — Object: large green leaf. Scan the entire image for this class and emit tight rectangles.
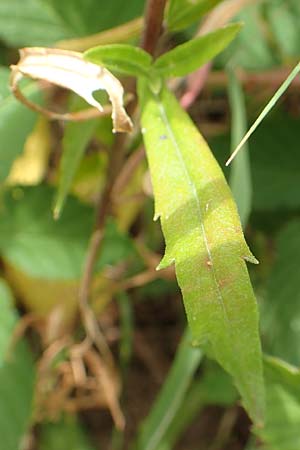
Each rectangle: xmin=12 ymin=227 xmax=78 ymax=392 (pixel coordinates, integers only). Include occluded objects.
xmin=262 ymin=220 xmax=300 ymax=366
xmin=84 ymin=44 xmax=152 ymax=78
xmin=256 ymin=356 xmax=300 ymax=450
xmin=166 ymin=0 xmax=222 ymax=32
xmin=153 ymin=24 xmax=241 ymax=78
xmin=138 ymin=80 xmax=265 ymax=425
xmin=0 ymin=67 xmax=42 ymax=182
xmin=40 ymin=416 xmax=95 ymax=450
xmin=0 ymin=281 xmax=35 ymax=450
xmin=0 ymin=185 xmax=134 ymax=280
xmin=0 ymin=280 xmax=17 ymax=366
xmin=0 ymin=0 xmax=143 ymax=47
xmin=135 ymin=329 xmax=202 ymax=450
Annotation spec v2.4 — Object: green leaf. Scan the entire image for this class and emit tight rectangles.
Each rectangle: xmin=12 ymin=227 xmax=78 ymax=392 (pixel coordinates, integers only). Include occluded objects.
xmin=0 ymin=281 xmax=35 ymax=450
xmin=158 ymin=363 xmax=237 ymax=450
xmin=262 ymin=220 xmax=300 ymax=366
xmin=0 ymin=185 xmax=134 ymax=280
xmin=256 ymin=356 xmax=300 ymax=450
xmin=265 ymin=0 xmax=300 ymax=58
xmin=40 ymin=416 xmax=95 ymax=450
xmin=218 ymin=3 xmax=276 ymax=71
xmin=227 ymin=67 xmax=252 ymax=228
xmin=134 ymin=329 xmax=202 ymax=450
xmin=84 ymin=44 xmax=152 ymax=78
xmin=54 ymin=119 xmax=98 ymax=218
xmin=138 ymin=80 xmax=265 ymax=425
xmin=0 ymin=67 xmax=43 ymax=182
xmin=166 ymin=0 xmax=222 ymax=32
xmin=0 ymin=0 xmax=144 ymax=47
xmin=153 ymin=24 xmax=241 ymax=78
xmin=0 ymin=279 xmax=17 ymax=366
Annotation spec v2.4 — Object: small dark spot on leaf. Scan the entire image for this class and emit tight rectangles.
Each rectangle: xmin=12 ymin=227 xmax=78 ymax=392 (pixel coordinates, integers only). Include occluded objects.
xmin=159 ymin=134 xmax=168 ymax=140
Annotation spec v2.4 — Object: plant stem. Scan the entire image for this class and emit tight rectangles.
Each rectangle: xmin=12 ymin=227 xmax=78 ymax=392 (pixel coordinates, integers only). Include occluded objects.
xmin=141 ymin=0 xmax=168 ymax=55
xmin=78 ymin=132 xmax=128 ymax=327
xmin=79 ymin=0 xmax=168 ymax=323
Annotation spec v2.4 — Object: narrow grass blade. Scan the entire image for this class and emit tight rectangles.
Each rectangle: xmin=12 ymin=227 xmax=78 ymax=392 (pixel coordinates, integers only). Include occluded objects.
xmin=227 ymin=66 xmax=252 ymax=227
xmin=134 ymin=329 xmax=202 ymax=450
xmin=54 ymin=118 xmax=97 ymax=218
xmin=226 ymin=62 xmax=300 ymax=166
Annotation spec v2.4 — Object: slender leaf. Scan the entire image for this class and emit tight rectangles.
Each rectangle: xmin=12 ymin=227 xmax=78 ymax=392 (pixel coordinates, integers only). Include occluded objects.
xmin=265 ymin=0 xmax=300 ymax=58
xmin=166 ymin=0 xmax=222 ymax=32
xmin=0 ymin=67 xmax=42 ymax=182
xmin=85 ymin=44 xmax=152 ymax=78
xmin=138 ymin=80 xmax=265 ymax=425
xmin=154 ymin=24 xmax=241 ymax=78
xmin=218 ymin=3 xmax=276 ymax=71
xmin=135 ymin=329 xmax=202 ymax=450
xmin=54 ymin=119 xmax=98 ymax=218
xmin=228 ymin=66 xmax=252 ymax=228
xmin=159 ymin=363 xmax=237 ymax=450
xmin=40 ymin=416 xmax=95 ymax=450
xmin=0 ymin=185 xmax=134 ymax=280
xmin=262 ymin=220 xmax=300 ymax=366
xmin=256 ymin=356 xmax=300 ymax=450
xmin=0 ymin=280 xmax=17 ymax=366
xmin=226 ymin=62 xmax=300 ymax=166
xmin=0 ymin=281 xmax=35 ymax=450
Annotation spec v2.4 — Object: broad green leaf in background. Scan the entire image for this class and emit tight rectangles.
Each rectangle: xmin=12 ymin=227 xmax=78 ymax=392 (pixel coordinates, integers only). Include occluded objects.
xmin=40 ymin=416 xmax=96 ymax=450
xmin=153 ymin=24 xmax=241 ymax=78
xmin=0 ymin=281 xmax=35 ymax=450
xmin=0 ymin=280 xmax=17 ymax=366
xmin=0 ymin=0 xmax=143 ymax=47
xmin=84 ymin=44 xmax=152 ymax=78
xmin=54 ymin=119 xmax=98 ymax=218
xmin=166 ymin=0 xmax=222 ymax=32
xmin=0 ymin=67 xmax=42 ymax=182
xmin=0 ymin=185 xmax=134 ymax=280
xmin=256 ymin=356 xmax=300 ymax=450
xmin=0 ymin=0 xmax=69 ymax=46
xmin=134 ymin=329 xmax=202 ymax=450
xmin=138 ymin=80 xmax=265 ymax=425
xmin=262 ymin=220 xmax=300 ymax=366
xmin=227 ymin=67 xmax=252 ymax=228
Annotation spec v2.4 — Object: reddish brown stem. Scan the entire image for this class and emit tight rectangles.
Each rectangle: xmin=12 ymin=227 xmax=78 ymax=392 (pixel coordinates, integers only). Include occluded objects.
xmin=141 ymin=0 xmax=168 ymax=55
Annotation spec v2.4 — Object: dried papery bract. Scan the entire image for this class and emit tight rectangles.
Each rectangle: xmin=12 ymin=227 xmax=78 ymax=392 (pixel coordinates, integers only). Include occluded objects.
xmin=10 ymin=47 xmax=133 ymax=133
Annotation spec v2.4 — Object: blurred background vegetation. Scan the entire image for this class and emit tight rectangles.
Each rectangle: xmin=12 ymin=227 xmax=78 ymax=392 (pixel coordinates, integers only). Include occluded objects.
xmin=0 ymin=0 xmax=300 ymax=449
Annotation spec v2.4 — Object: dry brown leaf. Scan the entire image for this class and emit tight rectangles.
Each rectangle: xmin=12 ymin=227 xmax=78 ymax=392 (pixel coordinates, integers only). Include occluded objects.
xmin=10 ymin=47 xmax=133 ymax=133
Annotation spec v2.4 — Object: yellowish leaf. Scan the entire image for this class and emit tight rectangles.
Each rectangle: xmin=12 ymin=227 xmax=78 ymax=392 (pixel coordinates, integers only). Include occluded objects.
xmin=7 ymin=118 xmax=51 ymax=186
